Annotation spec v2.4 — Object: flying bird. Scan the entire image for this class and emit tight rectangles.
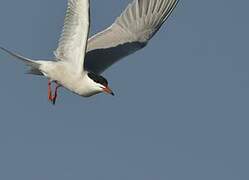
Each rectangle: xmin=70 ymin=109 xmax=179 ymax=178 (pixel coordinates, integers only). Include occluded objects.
xmin=0 ymin=0 xmax=179 ymax=105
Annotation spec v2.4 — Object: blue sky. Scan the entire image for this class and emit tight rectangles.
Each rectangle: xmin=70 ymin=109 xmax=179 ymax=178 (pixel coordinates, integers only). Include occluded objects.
xmin=0 ymin=0 xmax=249 ymax=180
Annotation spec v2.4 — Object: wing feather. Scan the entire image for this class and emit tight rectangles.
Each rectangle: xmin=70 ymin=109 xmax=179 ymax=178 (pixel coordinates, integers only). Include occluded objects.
xmin=85 ymin=0 xmax=179 ymax=74
xmin=54 ymin=0 xmax=90 ymax=74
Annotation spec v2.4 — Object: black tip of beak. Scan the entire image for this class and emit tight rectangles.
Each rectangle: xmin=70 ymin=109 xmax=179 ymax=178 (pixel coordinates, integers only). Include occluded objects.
xmin=110 ymin=92 xmax=115 ymax=96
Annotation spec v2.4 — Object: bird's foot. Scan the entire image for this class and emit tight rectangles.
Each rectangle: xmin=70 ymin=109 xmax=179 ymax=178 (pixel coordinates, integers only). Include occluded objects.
xmin=48 ymin=81 xmax=53 ymax=101
xmin=48 ymin=81 xmax=60 ymax=105
xmin=52 ymin=84 xmax=60 ymax=105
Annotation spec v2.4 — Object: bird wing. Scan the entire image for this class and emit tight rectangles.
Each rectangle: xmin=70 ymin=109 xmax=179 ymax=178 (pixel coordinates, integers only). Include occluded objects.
xmin=54 ymin=0 xmax=90 ymax=74
xmin=84 ymin=0 xmax=179 ymax=74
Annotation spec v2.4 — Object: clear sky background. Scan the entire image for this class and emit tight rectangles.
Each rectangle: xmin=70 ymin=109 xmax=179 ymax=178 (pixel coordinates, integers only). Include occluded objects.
xmin=0 ymin=0 xmax=248 ymax=180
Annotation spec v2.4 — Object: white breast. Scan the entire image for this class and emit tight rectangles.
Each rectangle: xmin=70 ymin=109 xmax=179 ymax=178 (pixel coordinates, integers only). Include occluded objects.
xmin=39 ymin=61 xmax=100 ymax=97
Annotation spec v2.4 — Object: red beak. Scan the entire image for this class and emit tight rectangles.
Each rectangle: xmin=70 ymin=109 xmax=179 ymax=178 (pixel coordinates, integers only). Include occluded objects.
xmin=103 ymin=86 xmax=115 ymax=96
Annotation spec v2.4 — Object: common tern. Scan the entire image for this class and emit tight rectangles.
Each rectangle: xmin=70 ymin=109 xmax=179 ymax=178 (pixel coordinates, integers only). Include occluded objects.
xmin=0 ymin=0 xmax=179 ymax=105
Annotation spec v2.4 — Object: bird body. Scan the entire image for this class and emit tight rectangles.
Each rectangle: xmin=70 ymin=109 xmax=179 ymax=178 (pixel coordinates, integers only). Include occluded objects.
xmin=0 ymin=0 xmax=179 ymax=104
xmin=38 ymin=61 xmax=94 ymax=97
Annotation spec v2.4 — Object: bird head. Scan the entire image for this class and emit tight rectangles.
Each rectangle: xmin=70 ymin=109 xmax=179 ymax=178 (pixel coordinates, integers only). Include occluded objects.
xmin=87 ymin=72 xmax=114 ymax=96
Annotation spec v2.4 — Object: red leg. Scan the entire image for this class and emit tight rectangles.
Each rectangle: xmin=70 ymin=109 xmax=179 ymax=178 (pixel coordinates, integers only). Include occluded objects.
xmin=48 ymin=81 xmax=53 ymax=101
xmin=52 ymin=83 xmax=60 ymax=105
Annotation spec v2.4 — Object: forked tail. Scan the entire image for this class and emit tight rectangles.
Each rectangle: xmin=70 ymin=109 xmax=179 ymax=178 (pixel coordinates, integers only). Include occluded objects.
xmin=0 ymin=47 xmax=43 ymax=75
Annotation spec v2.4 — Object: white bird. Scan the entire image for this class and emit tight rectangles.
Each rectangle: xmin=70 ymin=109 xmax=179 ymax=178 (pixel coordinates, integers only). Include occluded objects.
xmin=0 ymin=0 xmax=179 ymax=105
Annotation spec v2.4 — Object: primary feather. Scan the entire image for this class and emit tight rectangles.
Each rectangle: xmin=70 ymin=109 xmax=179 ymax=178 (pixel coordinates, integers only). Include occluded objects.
xmin=85 ymin=0 xmax=179 ymax=74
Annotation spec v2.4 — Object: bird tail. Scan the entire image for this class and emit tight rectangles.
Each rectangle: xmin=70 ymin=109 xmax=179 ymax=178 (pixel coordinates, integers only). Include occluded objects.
xmin=0 ymin=46 xmax=43 ymax=75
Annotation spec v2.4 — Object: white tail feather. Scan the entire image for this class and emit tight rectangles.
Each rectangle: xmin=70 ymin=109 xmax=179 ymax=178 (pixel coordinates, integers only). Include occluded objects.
xmin=0 ymin=47 xmax=42 ymax=75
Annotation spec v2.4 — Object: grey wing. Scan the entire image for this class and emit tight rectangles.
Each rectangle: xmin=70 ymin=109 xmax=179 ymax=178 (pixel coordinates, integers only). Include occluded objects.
xmin=84 ymin=0 xmax=179 ymax=74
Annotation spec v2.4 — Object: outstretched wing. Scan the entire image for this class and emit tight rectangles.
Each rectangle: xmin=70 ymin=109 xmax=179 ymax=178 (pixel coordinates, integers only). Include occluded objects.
xmin=85 ymin=0 xmax=179 ymax=74
xmin=54 ymin=0 xmax=90 ymax=74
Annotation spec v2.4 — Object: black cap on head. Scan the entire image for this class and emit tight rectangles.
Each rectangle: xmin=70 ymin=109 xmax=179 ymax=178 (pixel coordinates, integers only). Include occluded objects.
xmin=87 ymin=72 xmax=108 ymax=86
